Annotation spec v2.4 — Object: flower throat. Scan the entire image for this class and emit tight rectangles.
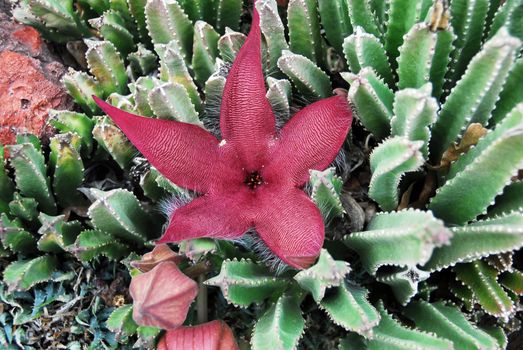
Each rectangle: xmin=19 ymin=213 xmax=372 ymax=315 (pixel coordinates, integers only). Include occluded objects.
xmin=244 ymin=171 xmax=263 ymax=189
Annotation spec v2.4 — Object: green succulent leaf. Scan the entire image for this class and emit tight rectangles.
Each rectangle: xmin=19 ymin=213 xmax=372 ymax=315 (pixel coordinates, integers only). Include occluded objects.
xmin=145 ymin=0 xmax=193 ymax=61
xmin=48 ymin=110 xmax=94 ymax=155
xmin=500 ymin=269 xmax=523 ymax=295
xmin=318 ymin=0 xmax=352 ymax=54
xmin=0 ymin=214 xmax=37 ymax=254
xmin=482 ymin=325 xmax=508 ymax=350
xmin=368 ymin=137 xmax=424 ymax=211
xmin=204 ymin=259 xmax=288 ymax=307
xmin=287 ymin=0 xmax=325 ymax=66
xmin=423 ymin=212 xmax=523 ymax=271
xmin=217 ymin=28 xmax=246 ymax=63
xmin=491 ymin=57 xmax=523 ymax=126
xmin=131 ymin=76 xmax=158 ymax=117
xmin=28 ymin=0 xmax=88 ymax=37
xmin=390 ymin=84 xmax=438 ymax=158
xmin=92 ymin=115 xmax=138 ymax=170
xmin=446 ymin=0 xmax=490 ymax=88
xmin=148 ymin=82 xmax=201 ymax=124
xmin=430 ymin=104 xmax=523 ymax=224
xmin=157 ymin=42 xmax=202 ymax=112
xmin=347 ymin=0 xmax=382 ymax=40
xmin=385 ymin=0 xmax=424 ymax=66
xmin=86 ymin=188 xmax=160 ymax=244
xmin=487 ymin=0 xmax=523 ymax=43
xmin=62 ymin=70 xmax=103 ymax=115
xmin=8 ymin=193 xmax=38 ymax=221
xmin=340 ymin=301 xmax=453 ymax=350
xmin=309 ymin=168 xmax=344 ymax=224
xmin=343 ymin=68 xmax=394 ymax=138
xmin=251 ymin=295 xmax=305 ymax=350
xmin=397 ymin=23 xmax=439 ymax=90
xmin=345 ymin=209 xmax=452 ymax=274
xmin=192 ymin=21 xmax=220 ymax=86
xmin=106 ymin=92 xmax=136 ymax=112
xmin=200 ymin=0 xmax=219 ymax=28
xmin=343 ymin=27 xmax=393 ymax=87
xmin=85 ymin=40 xmax=128 ymax=96
xmin=266 ymin=77 xmax=292 ymax=123
xmin=138 ymin=166 xmax=166 ymax=201
xmin=37 ymin=213 xmax=81 ymax=253
xmin=278 ymin=50 xmax=332 ymax=100
xmin=128 ymin=44 xmax=157 ymax=78
xmin=49 ymin=133 xmax=85 ymax=208
xmin=215 ymin=0 xmax=242 ymax=33
xmin=256 ymin=0 xmax=289 ymax=76
xmin=320 ymin=281 xmax=380 ymax=337
xmin=89 ymin=10 xmax=136 ymax=56
xmin=3 ymin=255 xmax=58 ymax=291
xmin=404 ymin=301 xmax=498 ymax=350
xmin=106 ymin=304 xmax=138 ymax=336
xmin=7 ymin=143 xmax=56 ymax=214
xmin=71 ymin=229 xmax=130 ymax=261
xmin=127 ymin=0 xmax=150 ymax=45
xmin=449 ymin=281 xmax=475 ymax=311
xmin=294 ymin=249 xmax=350 ymax=302
xmin=455 ymin=260 xmax=514 ymax=318
xmin=427 ymin=21 xmax=454 ymax=99
xmin=376 ymin=266 xmax=430 ymax=306
xmin=430 ymin=28 xmax=521 ymax=160
xmin=0 ymin=146 xmax=15 ymax=205
xmin=204 ymin=72 xmax=226 ymax=120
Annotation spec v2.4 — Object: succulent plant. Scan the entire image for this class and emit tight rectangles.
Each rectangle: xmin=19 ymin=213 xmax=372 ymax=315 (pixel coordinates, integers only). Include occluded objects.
xmin=3 ymin=0 xmax=523 ymax=349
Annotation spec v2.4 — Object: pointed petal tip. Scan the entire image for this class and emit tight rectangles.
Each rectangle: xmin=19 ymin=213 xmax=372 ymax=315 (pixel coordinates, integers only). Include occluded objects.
xmin=286 ymin=255 xmax=319 ymax=269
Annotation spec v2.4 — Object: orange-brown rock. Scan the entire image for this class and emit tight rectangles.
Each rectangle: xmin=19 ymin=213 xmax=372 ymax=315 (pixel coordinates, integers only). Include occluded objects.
xmin=0 ymin=10 xmax=71 ymax=148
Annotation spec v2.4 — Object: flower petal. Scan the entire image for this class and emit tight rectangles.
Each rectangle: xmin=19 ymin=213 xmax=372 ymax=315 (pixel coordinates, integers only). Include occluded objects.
xmin=254 ymin=187 xmax=324 ymax=269
xmin=266 ymin=95 xmax=353 ymax=186
xmin=130 ymin=261 xmax=198 ymax=330
xmin=93 ymin=96 xmax=233 ymax=193
xmin=158 ymin=191 xmax=252 ymax=243
xmin=219 ymin=7 xmax=276 ymax=170
xmin=130 ymin=244 xmax=184 ymax=272
xmin=160 ymin=320 xmax=239 ymax=350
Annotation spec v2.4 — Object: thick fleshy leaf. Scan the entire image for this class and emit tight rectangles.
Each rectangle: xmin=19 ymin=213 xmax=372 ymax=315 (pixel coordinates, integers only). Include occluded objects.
xmin=251 ymin=295 xmax=305 ymax=350
xmin=157 ymin=320 xmax=239 ymax=350
xmin=204 ymin=259 xmax=287 ymax=307
xmin=265 ymin=95 xmax=353 ymax=186
xmin=320 ymin=282 xmax=380 ymax=337
xmin=294 ymin=249 xmax=350 ymax=302
xmin=93 ymin=96 xmax=239 ymax=193
xmin=254 ymin=187 xmax=324 ymax=269
xmin=158 ymin=192 xmax=251 ymax=243
xmin=219 ymin=7 xmax=276 ymax=171
xmin=129 ymin=261 xmax=198 ymax=330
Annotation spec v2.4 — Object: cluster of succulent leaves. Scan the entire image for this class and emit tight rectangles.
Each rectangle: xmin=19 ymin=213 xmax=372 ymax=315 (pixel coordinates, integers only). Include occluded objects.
xmin=4 ymin=0 xmax=523 ymax=348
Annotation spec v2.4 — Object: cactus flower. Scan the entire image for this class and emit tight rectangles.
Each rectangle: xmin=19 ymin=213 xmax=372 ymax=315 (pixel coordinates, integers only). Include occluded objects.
xmin=131 ymin=244 xmax=184 ymax=272
xmin=129 ymin=261 xmax=198 ymax=329
xmin=156 ymin=320 xmax=239 ymax=350
xmin=94 ymin=7 xmax=352 ymax=269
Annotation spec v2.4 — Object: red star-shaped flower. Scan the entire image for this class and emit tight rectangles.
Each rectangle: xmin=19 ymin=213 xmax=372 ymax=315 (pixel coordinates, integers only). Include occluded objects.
xmin=94 ymin=7 xmax=352 ymax=269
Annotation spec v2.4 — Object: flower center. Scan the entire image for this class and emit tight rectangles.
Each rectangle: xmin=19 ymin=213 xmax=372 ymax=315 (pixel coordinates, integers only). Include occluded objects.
xmin=244 ymin=171 xmax=263 ymax=190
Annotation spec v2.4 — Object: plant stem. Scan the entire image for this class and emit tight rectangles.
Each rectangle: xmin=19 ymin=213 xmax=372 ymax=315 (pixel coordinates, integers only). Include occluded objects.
xmin=196 ymin=274 xmax=208 ymax=324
